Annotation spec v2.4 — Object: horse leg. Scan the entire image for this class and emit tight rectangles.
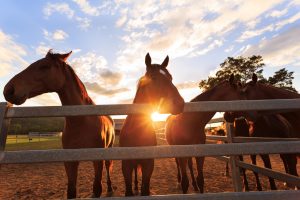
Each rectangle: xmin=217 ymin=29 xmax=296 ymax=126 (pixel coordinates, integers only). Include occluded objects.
xmin=225 ymin=161 xmax=230 ymax=177
xmin=105 ymin=160 xmax=113 ymax=194
xmin=140 ymin=159 xmax=154 ymax=196
xmin=134 ymin=165 xmax=139 ymax=193
xmin=64 ymin=161 xmax=79 ymax=199
xmin=260 ymin=154 xmax=277 ymax=190
xmin=93 ymin=160 xmax=104 ymax=197
xmin=250 ymin=155 xmax=262 ymax=191
xmin=195 ymin=157 xmax=205 ymax=193
xmin=122 ymin=160 xmax=134 ymax=196
xmin=175 ymin=158 xmax=181 ymax=189
xmin=178 ymin=158 xmax=189 ymax=193
xmin=281 ymin=154 xmax=298 ymax=189
xmin=239 ymin=156 xmax=249 ymax=191
xmin=188 ymin=157 xmax=199 ymax=191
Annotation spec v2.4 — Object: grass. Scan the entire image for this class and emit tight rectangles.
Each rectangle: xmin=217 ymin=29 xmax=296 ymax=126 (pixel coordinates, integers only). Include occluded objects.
xmin=5 ymin=135 xmax=62 ymax=151
xmin=4 ymin=134 xmax=168 ymax=151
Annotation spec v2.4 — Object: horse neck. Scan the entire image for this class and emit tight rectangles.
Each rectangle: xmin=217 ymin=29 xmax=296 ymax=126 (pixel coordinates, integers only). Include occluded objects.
xmin=185 ymin=87 xmax=224 ymax=126
xmin=57 ymin=66 xmax=93 ymax=106
xmin=125 ymin=86 xmax=152 ymax=127
xmin=258 ymin=84 xmax=300 ymax=99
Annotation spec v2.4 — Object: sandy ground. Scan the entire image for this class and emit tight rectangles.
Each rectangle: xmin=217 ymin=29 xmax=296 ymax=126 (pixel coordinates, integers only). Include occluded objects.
xmin=0 ymin=153 xmax=298 ymax=200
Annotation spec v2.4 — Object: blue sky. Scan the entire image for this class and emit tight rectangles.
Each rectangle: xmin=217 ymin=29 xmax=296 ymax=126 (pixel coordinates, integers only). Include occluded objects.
xmin=1 ymin=0 xmax=300 ymax=107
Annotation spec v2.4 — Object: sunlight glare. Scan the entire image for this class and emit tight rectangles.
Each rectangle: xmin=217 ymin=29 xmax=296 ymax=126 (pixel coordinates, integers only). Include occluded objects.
xmin=151 ymin=112 xmax=170 ymax=121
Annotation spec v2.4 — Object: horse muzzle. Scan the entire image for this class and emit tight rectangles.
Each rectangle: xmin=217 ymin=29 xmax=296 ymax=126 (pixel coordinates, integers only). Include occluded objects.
xmin=3 ymin=83 xmax=28 ymax=105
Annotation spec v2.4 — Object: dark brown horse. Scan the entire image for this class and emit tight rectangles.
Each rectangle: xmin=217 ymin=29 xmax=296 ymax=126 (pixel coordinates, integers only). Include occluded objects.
xmin=120 ymin=53 xmax=184 ymax=196
xmin=241 ymin=74 xmax=299 ymax=168
xmin=165 ymin=74 xmax=242 ymax=193
xmin=224 ymin=113 xmax=296 ymax=191
xmin=3 ymin=51 xmax=115 ymax=199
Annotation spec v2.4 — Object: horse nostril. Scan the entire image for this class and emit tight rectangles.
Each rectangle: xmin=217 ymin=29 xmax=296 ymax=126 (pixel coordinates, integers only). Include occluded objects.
xmin=5 ymin=85 xmax=15 ymax=97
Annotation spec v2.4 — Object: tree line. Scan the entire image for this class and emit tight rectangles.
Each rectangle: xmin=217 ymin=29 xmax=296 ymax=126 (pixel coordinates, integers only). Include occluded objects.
xmin=199 ymin=55 xmax=297 ymax=92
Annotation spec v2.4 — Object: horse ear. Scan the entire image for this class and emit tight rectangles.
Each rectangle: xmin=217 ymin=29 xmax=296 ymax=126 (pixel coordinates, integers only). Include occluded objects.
xmin=145 ymin=53 xmax=151 ymax=70
xmin=59 ymin=51 xmax=72 ymax=62
xmin=161 ymin=55 xmax=169 ymax=68
xmin=252 ymin=73 xmax=257 ymax=84
xmin=229 ymin=74 xmax=234 ymax=84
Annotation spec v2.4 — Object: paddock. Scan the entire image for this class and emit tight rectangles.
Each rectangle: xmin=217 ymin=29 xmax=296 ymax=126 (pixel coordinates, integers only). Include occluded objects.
xmin=0 ymin=100 xmax=300 ymax=199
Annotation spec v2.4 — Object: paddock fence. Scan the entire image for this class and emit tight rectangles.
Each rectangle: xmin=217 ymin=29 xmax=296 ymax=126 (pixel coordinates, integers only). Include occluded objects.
xmin=0 ymin=99 xmax=300 ymax=200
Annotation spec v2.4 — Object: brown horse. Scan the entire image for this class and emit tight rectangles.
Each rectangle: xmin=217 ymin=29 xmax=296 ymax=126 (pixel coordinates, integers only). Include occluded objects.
xmin=3 ymin=51 xmax=115 ymax=199
xmin=224 ymin=112 xmax=296 ymax=191
xmin=120 ymin=53 xmax=184 ymax=196
xmin=241 ymin=74 xmax=299 ymax=168
xmin=165 ymin=74 xmax=242 ymax=193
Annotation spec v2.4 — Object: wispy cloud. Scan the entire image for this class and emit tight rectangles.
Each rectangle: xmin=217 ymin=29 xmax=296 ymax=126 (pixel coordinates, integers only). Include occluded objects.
xmin=0 ymin=30 xmax=28 ymax=77
xmin=43 ymin=2 xmax=74 ymax=19
xmin=243 ymin=26 xmax=300 ymax=66
xmin=114 ymin=1 xmax=282 ymax=72
xmin=266 ymin=8 xmax=288 ymax=18
xmin=43 ymin=29 xmax=69 ymax=41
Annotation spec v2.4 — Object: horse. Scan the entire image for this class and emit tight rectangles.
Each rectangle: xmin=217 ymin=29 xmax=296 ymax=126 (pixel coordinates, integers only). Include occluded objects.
xmin=224 ymin=112 xmax=296 ymax=191
xmin=165 ymin=74 xmax=242 ymax=194
xmin=3 ymin=50 xmax=115 ymax=199
xmin=241 ymin=74 xmax=299 ymax=174
xmin=119 ymin=53 xmax=184 ymax=196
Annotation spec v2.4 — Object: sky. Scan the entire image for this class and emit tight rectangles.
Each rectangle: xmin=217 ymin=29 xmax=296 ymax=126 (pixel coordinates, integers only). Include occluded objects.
xmin=1 ymin=0 xmax=300 ymax=108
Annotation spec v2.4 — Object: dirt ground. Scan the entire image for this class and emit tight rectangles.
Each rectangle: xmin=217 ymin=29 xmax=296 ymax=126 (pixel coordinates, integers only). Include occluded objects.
xmin=0 ymin=153 xmax=298 ymax=200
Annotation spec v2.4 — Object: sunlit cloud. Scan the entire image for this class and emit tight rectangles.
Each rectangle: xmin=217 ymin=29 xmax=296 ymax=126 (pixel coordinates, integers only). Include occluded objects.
xmin=242 ymin=26 xmax=300 ymax=66
xmin=0 ymin=30 xmax=28 ymax=77
xmin=43 ymin=2 xmax=74 ymax=19
xmin=266 ymin=8 xmax=288 ymax=18
xmin=43 ymin=29 xmax=69 ymax=41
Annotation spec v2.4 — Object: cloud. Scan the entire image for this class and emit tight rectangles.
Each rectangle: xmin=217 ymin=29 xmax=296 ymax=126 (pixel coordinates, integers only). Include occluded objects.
xmin=35 ymin=43 xmax=51 ymax=56
xmin=0 ymin=30 xmax=28 ymax=77
xmin=238 ymin=24 xmax=274 ymax=42
xmin=242 ymin=26 xmax=300 ymax=66
xmin=176 ymin=81 xmax=199 ymax=90
xmin=73 ymin=0 xmax=100 ymax=16
xmin=43 ymin=2 xmax=91 ymax=30
xmin=114 ymin=1 xmax=282 ymax=71
xmin=70 ymin=52 xmax=123 ymax=86
xmin=275 ymin=12 xmax=300 ymax=30
xmin=75 ymin=16 xmax=91 ymax=30
xmin=43 ymin=29 xmax=69 ymax=41
xmin=266 ymin=8 xmax=288 ymax=18
xmin=43 ymin=2 xmax=74 ymax=19
xmin=84 ymin=82 xmax=129 ymax=96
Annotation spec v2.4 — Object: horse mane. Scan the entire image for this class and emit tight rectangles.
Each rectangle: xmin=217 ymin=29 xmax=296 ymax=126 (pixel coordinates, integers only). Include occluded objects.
xmin=65 ymin=63 xmax=94 ymax=105
xmin=253 ymin=81 xmax=299 ymax=98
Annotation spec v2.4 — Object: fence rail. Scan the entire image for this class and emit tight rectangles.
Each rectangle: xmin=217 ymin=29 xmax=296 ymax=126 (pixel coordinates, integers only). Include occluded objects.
xmin=1 ymin=99 xmax=300 ymax=199
xmin=5 ymin=99 xmax=300 ymax=118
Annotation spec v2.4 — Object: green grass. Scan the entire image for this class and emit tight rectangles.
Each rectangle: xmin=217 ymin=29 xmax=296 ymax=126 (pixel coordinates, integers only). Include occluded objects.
xmin=5 ymin=135 xmax=62 ymax=151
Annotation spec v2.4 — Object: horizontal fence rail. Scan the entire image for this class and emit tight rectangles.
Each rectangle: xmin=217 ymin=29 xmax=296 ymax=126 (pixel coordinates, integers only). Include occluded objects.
xmin=236 ymin=161 xmax=300 ymax=188
xmin=5 ymin=99 xmax=300 ymax=118
xmin=87 ymin=191 xmax=300 ymax=200
xmin=1 ymin=141 xmax=299 ymax=164
xmin=206 ymin=135 xmax=300 ymax=143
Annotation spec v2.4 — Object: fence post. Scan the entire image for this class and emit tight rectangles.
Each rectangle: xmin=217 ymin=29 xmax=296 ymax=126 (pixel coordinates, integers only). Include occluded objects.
xmin=226 ymin=122 xmax=243 ymax=192
xmin=0 ymin=102 xmax=11 ymax=160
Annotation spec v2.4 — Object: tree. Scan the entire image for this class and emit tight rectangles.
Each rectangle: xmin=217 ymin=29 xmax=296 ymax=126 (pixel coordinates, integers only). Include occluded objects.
xmin=267 ymin=68 xmax=297 ymax=92
xmin=199 ymin=55 xmax=297 ymax=93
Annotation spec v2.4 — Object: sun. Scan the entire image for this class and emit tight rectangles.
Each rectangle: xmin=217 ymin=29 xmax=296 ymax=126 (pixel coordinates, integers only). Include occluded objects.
xmin=151 ymin=112 xmax=170 ymax=122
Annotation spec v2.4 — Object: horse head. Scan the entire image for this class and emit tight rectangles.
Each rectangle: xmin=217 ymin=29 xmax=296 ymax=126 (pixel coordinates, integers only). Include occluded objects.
xmin=3 ymin=50 xmax=72 ymax=105
xmin=136 ymin=53 xmax=184 ymax=115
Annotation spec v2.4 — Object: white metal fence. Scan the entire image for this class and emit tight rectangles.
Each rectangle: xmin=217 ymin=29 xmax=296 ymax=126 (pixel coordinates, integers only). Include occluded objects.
xmin=0 ymin=100 xmax=300 ymax=199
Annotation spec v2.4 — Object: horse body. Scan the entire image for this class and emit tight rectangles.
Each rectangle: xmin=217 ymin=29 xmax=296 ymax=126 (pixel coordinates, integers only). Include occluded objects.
xmin=120 ymin=53 xmax=184 ymax=196
xmin=227 ymin=113 xmax=296 ymax=191
xmin=3 ymin=51 xmax=115 ymax=199
xmin=165 ymin=75 xmax=241 ymax=193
